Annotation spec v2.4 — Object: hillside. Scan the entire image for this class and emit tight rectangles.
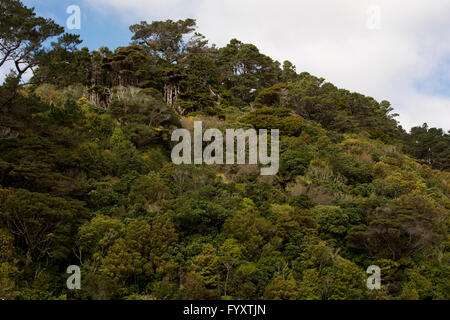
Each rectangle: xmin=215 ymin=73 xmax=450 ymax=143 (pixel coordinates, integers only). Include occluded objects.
xmin=0 ymin=2 xmax=449 ymax=300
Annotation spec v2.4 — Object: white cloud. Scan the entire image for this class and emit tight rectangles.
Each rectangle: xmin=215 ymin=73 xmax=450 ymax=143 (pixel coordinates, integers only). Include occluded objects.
xmin=82 ymin=0 xmax=450 ymax=130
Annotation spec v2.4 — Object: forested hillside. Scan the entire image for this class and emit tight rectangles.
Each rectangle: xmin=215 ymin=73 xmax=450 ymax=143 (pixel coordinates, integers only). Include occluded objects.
xmin=0 ymin=0 xmax=449 ymax=300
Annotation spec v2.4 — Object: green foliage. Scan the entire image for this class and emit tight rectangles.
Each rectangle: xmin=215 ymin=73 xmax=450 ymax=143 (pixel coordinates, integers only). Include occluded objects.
xmin=218 ymin=39 xmax=281 ymax=105
xmin=0 ymin=0 xmax=64 ymax=80
xmin=403 ymin=123 xmax=450 ymax=171
xmin=0 ymin=189 xmax=88 ymax=263
xmin=264 ymin=277 xmax=297 ymax=300
xmin=240 ymin=107 xmax=304 ymax=136
xmin=130 ymin=19 xmax=197 ymax=64
xmin=280 ymin=137 xmax=314 ymax=179
xmin=313 ymin=205 xmax=350 ymax=237
xmin=110 ymin=127 xmax=143 ymax=176
xmin=0 ymin=5 xmax=448 ymax=300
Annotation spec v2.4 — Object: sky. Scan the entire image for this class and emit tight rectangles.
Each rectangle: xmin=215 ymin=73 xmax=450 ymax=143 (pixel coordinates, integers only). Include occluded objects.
xmin=2 ymin=0 xmax=449 ymax=131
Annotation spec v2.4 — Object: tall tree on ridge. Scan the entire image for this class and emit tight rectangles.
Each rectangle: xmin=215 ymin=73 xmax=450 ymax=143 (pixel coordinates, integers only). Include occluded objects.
xmin=129 ymin=19 xmax=201 ymax=108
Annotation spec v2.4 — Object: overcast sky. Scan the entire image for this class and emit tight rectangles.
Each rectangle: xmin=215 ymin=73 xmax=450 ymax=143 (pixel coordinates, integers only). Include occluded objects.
xmin=5 ymin=0 xmax=450 ymax=131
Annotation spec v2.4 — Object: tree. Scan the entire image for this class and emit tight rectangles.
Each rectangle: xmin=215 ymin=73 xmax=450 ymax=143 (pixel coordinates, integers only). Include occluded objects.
xmin=110 ymin=127 xmax=143 ymax=176
xmin=218 ymin=39 xmax=281 ymax=104
xmin=223 ymin=199 xmax=275 ymax=259
xmin=264 ymin=276 xmax=297 ymax=300
xmin=281 ymin=60 xmax=298 ymax=82
xmin=297 ymin=242 xmax=367 ymax=300
xmin=220 ymin=239 xmax=244 ymax=297
xmin=403 ymin=123 xmax=450 ymax=171
xmin=148 ymin=213 xmax=178 ymax=270
xmin=0 ymin=189 xmax=87 ymax=265
xmin=313 ymin=205 xmax=350 ymax=238
xmin=182 ymin=244 xmax=221 ymax=299
xmin=175 ymin=55 xmax=221 ymax=114
xmin=76 ymin=215 xmax=125 ymax=265
xmin=33 ymin=34 xmax=88 ymax=87
xmin=0 ymin=262 xmax=20 ymax=299
xmin=129 ymin=19 xmax=201 ymax=107
xmin=100 ymin=220 xmax=152 ymax=287
xmin=130 ymin=19 xmax=197 ymax=64
xmin=0 ymin=228 xmax=16 ymax=262
xmin=0 ymin=0 xmax=63 ymax=80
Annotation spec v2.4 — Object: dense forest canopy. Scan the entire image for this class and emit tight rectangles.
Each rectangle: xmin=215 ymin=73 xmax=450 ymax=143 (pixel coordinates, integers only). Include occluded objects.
xmin=0 ymin=0 xmax=449 ymax=300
